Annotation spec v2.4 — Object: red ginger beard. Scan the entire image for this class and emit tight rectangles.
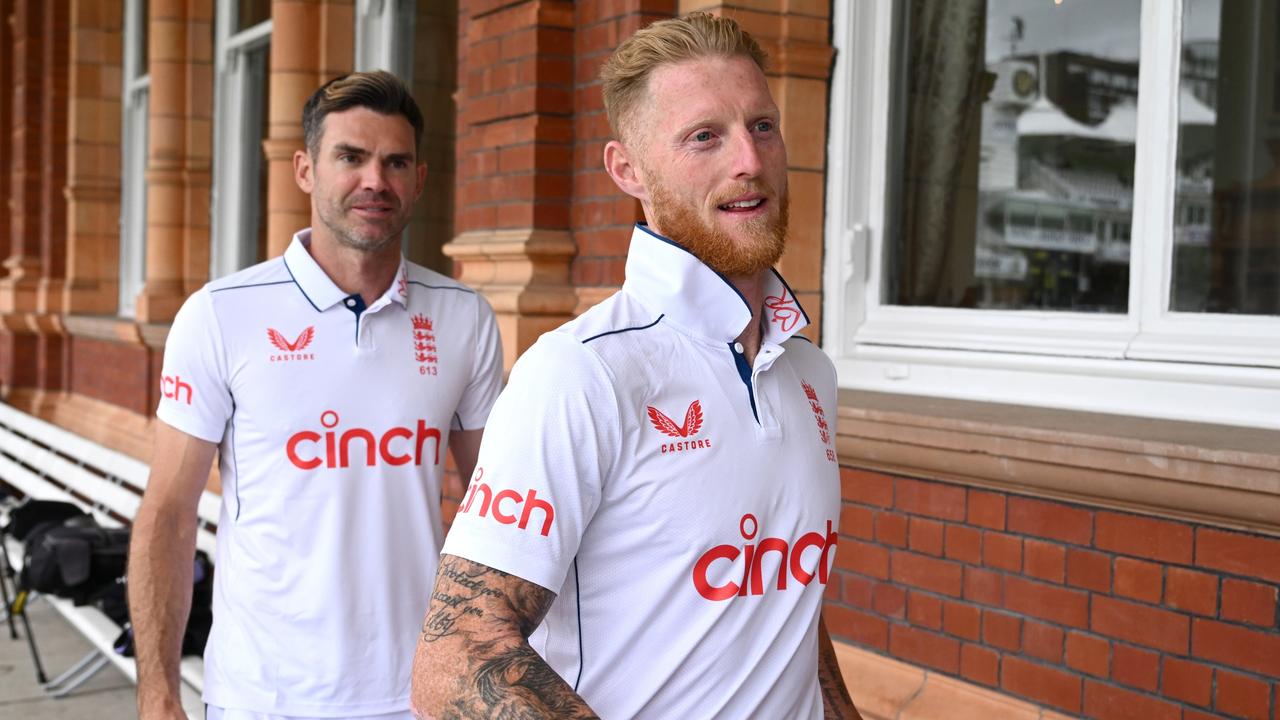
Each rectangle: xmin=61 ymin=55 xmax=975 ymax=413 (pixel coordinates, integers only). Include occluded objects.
xmin=646 ymin=178 xmax=789 ymax=278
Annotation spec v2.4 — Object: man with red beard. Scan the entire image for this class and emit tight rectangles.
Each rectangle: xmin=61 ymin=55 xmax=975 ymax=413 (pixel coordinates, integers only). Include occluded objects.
xmin=411 ymin=13 xmax=862 ymax=720
xmin=130 ymin=72 xmax=503 ymax=720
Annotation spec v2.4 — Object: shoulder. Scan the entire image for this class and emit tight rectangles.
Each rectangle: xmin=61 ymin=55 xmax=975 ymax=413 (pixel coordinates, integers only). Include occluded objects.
xmin=204 ymin=256 xmax=293 ymax=298
xmin=783 ymin=334 xmax=838 ymax=394
xmin=405 ymin=263 xmax=478 ymax=297
xmin=555 ymin=290 xmax=665 ymax=348
xmin=404 ymin=262 xmax=494 ymax=320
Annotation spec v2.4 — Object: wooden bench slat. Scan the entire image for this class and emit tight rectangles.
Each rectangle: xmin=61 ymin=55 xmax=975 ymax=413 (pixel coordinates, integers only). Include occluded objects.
xmin=0 ymin=402 xmax=214 ymax=715
xmin=0 ymin=404 xmax=149 ymax=484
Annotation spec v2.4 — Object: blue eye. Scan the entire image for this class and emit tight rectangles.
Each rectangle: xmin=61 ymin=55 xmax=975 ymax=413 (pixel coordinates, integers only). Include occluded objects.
xmin=755 ymin=120 xmax=774 ymax=133
xmin=694 ymin=130 xmax=713 ymax=142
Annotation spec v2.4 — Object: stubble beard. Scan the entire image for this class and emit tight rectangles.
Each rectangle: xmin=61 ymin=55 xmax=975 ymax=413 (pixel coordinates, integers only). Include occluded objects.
xmin=317 ymin=192 xmax=408 ymax=254
xmin=648 ymin=180 xmax=789 ymax=277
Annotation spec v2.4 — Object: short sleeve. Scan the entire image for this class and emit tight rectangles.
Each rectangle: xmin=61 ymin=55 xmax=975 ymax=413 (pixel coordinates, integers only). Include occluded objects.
xmin=450 ymin=293 xmax=504 ymax=431
xmin=441 ymin=331 xmax=620 ymax=593
xmin=155 ymin=290 xmax=233 ymax=443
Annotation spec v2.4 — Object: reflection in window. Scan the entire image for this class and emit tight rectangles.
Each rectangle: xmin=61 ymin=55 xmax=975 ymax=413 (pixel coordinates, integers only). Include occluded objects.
xmin=1173 ymin=0 xmax=1280 ymax=315
xmin=887 ymin=0 xmax=1139 ymax=312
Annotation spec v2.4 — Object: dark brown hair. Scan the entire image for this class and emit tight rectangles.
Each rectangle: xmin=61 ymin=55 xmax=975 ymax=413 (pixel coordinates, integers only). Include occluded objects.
xmin=301 ymin=70 xmax=424 ymax=156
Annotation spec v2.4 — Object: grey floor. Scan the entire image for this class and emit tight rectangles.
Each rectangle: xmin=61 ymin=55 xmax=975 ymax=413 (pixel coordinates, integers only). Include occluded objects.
xmin=0 ymin=598 xmax=139 ymax=719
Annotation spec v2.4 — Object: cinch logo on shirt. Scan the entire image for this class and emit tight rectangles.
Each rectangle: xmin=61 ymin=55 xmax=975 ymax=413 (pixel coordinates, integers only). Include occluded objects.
xmin=457 ymin=468 xmax=556 ymax=536
xmin=692 ymin=513 xmax=838 ymax=601
xmin=160 ymin=375 xmax=193 ymax=405
xmin=647 ymin=400 xmax=712 ymax=454
xmin=285 ymin=410 xmax=441 ymax=470
xmin=268 ymin=326 xmax=316 ymax=362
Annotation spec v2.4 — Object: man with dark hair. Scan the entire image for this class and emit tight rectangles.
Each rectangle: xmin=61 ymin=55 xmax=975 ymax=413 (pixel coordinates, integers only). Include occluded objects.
xmin=410 ymin=14 xmax=861 ymax=720
xmin=129 ymin=71 xmax=504 ymax=720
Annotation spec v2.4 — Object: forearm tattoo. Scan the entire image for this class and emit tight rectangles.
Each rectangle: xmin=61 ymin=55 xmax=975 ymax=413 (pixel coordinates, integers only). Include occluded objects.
xmin=818 ymin=620 xmax=861 ymax=720
xmin=421 ymin=555 xmax=600 ymax=719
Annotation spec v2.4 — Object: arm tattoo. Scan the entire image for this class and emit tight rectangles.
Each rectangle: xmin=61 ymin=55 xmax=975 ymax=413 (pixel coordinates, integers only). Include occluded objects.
xmin=818 ymin=617 xmax=862 ymax=720
xmin=419 ymin=555 xmax=600 ymax=719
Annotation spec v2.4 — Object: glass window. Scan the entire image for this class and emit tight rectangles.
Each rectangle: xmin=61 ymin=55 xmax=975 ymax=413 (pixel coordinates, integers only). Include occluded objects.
xmin=887 ymin=0 xmax=1140 ymax=312
xmin=120 ymin=0 xmax=150 ymax=318
xmin=1172 ymin=0 xmax=1280 ymax=314
xmin=211 ymin=3 xmax=272 ymax=277
xmin=237 ymin=0 xmax=271 ymax=32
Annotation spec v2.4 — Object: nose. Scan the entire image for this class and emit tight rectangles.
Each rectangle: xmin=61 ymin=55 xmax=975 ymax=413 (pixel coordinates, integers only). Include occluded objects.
xmin=730 ymin=129 xmax=764 ymax=180
xmin=360 ymin=161 xmax=390 ymax=193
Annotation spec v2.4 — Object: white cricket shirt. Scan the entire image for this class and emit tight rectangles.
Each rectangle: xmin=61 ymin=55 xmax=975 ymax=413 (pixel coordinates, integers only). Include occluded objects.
xmin=442 ymin=224 xmax=841 ymax=719
xmin=157 ymin=230 xmax=503 ymax=716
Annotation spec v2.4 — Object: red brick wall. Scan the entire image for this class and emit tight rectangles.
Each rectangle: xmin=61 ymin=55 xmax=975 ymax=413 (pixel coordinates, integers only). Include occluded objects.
xmin=569 ymin=1 xmax=675 ymax=289
xmin=39 ymin=0 xmax=69 ymax=284
xmin=827 ymin=467 xmax=1280 ymax=719
xmin=0 ymin=0 xmax=12 ymax=263
xmin=0 ymin=330 xmax=38 ymax=390
xmin=454 ymin=0 xmax=575 ymax=236
xmin=67 ymin=335 xmax=154 ymax=416
xmin=8 ymin=0 xmax=43 ymax=264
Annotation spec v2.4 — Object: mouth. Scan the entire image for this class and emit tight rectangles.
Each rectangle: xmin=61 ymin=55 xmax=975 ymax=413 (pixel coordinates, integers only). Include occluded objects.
xmin=717 ymin=195 xmax=767 ymax=214
xmin=350 ymin=203 xmax=395 ymax=218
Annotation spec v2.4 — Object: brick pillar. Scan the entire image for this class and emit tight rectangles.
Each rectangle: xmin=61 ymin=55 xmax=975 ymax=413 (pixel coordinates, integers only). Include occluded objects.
xmin=447 ymin=0 xmax=578 ymax=368
xmin=36 ymin=0 xmax=71 ymax=315
xmin=681 ymin=1 xmax=833 ymax=341
xmin=0 ymin=0 xmax=13 ymax=265
xmin=0 ymin=0 xmax=46 ymax=313
xmin=570 ymin=2 xmax=675 ymax=314
xmin=263 ymin=0 xmax=355 ymax=259
xmin=64 ymin=0 xmax=125 ymax=314
xmin=137 ymin=0 xmax=213 ymax=323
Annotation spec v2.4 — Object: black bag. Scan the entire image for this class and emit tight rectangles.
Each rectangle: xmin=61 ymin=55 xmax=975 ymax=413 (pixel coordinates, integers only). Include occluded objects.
xmin=112 ymin=550 xmax=215 ymax=658
xmin=20 ymin=521 xmax=130 ymax=604
xmin=4 ymin=499 xmax=88 ymax=542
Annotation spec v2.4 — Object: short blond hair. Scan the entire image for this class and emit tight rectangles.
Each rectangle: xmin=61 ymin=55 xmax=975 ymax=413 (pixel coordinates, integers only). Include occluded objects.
xmin=600 ymin=12 xmax=767 ymax=141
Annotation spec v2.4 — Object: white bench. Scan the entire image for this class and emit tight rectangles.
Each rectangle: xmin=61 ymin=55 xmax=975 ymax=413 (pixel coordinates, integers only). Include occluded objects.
xmin=0 ymin=401 xmax=218 ymax=718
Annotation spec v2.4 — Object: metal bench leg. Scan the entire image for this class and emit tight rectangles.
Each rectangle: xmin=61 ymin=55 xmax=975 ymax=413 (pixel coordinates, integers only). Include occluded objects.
xmin=46 ymin=652 xmax=109 ymax=698
xmin=44 ymin=648 xmax=106 ymax=690
xmin=0 ymin=536 xmax=19 ymax=639
xmin=11 ymin=590 xmax=48 ymax=683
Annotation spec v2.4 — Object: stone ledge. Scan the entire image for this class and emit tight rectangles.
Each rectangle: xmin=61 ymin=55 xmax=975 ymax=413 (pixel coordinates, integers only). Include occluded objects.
xmin=836 ymin=390 xmax=1280 ymax=537
xmin=62 ymin=314 xmax=143 ymax=344
xmin=835 ymin=642 xmax=1073 ymax=720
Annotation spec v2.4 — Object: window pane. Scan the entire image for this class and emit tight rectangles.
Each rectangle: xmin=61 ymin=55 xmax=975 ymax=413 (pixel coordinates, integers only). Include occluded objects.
xmin=237 ymin=0 xmax=271 ymax=32
xmin=1172 ymin=0 xmax=1280 ymax=315
xmin=887 ymin=0 xmax=1140 ymax=312
xmin=139 ymin=0 xmax=148 ymax=74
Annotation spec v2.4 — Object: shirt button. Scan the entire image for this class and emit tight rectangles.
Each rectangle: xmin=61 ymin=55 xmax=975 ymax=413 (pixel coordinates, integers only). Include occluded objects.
xmin=345 ymin=298 xmax=357 ymax=307
xmin=733 ymin=342 xmax=744 ymax=354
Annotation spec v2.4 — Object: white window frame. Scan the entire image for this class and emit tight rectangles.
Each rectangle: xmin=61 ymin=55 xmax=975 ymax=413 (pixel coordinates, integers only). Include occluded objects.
xmin=119 ymin=0 xmax=149 ymax=318
xmin=823 ymin=0 xmax=1280 ymax=429
xmin=355 ymin=0 xmax=416 ymax=83
xmin=211 ymin=3 xmax=272 ymax=278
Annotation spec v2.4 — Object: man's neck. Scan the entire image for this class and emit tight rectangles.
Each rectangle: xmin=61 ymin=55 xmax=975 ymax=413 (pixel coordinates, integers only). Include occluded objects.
xmin=307 ymin=226 xmax=401 ymax=306
xmin=727 ymin=270 xmax=768 ymax=365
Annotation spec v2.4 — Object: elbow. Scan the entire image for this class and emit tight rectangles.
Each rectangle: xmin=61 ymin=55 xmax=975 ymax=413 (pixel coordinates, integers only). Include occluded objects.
xmin=409 ymin=635 xmax=457 ymax=718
